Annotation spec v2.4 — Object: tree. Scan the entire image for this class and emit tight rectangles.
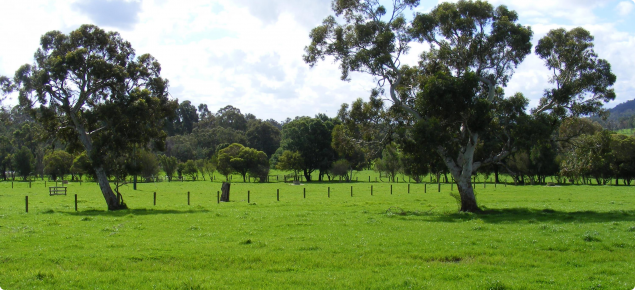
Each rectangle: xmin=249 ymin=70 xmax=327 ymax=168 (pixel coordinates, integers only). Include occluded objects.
xmin=276 ymin=150 xmax=304 ymax=181
xmin=306 ymin=0 xmax=614 ymax=212
xmin=43 ymin=150 xmax=73 ymax=181
xmin=374 ymin=144 xmax=401 ymax=182
xmin=611 ymin=134 xmax=635 ymax=185
xmin=0 ymin=76 xmax=12 ymax=105
xmin=246 ymin=120 xmax=281 ymax=157
xmin=159 ymin=155 xmax=178 ymax=181
xmin=196 ymin=158 xmax=216 ymax=181
xmin=138 ymin=150 xmax=160 ymax=182
xmin=12 ymin=146 xmax=34 ymax=181
xmin=330 ymin=159 xmax=351 ymax=181
xmin=71 ymin=152 xmax=92 ymax=181
xmin=533 ymin=28 xmax=616 ymax=118
xmin=182 ymin=160 xmax=198 ymax=180
xmin=14 ymin=25 xmax=177 ymax=210
xmin=216 ymin=105 xmax=247 ymax=131
xmin=165 ymin=100 xmax=199 ymax=135
xmin=280 ymin=116 xmax=337 ymax=181
xmin=0 ymin=135 xmax=12 ymax=180
xmin=217 ymin=143 xmax=268 ymax=182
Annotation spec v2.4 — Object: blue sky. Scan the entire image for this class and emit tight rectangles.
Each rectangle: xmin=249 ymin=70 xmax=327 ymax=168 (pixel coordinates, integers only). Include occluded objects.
xmin=0 ymin=0 xmax=634 ymax=121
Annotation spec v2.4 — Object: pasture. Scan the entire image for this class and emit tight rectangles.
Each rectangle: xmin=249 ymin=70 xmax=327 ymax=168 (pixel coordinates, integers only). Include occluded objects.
xmin=0 ymin=174 xmax=634 ymax=289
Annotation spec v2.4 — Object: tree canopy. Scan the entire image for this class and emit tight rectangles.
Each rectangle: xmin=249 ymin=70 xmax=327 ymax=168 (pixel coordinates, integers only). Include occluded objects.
xmin=13 ymin=24 xmax=177 ymax=210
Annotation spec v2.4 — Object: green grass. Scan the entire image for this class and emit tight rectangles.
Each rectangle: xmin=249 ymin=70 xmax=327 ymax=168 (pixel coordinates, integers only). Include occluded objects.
xmin=615 ymin=128 xmax=635 ymax=136
xmin=1 ymin=176 xmax=634 ymax=289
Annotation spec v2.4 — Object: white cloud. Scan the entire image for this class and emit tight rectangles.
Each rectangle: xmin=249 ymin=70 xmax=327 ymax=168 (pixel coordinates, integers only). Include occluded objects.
xmin=616 ymin=1 xmax=634 ymax=16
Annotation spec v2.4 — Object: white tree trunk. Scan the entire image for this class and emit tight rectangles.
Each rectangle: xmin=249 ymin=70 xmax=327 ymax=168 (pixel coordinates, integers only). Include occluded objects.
xmin=438 ymin=133 xmax=480 ymax=212
xmin=69 ymin=111 xmax=123 ymax=210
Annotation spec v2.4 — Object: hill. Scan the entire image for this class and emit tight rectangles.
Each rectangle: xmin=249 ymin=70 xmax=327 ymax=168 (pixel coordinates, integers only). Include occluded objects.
xmin=591 ymin=98 xmax=635 ymax=130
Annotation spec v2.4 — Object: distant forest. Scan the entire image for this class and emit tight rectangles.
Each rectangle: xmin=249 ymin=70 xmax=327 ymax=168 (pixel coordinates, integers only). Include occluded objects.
xmin=593 ymin=98 xmax=635 ymax=130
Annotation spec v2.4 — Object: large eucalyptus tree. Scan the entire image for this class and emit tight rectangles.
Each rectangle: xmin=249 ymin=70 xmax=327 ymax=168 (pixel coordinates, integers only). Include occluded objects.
xmin=305 ymin=0 xmax=614 ymax=212
xmin=14 ymin=25 xmax=177 ymax=210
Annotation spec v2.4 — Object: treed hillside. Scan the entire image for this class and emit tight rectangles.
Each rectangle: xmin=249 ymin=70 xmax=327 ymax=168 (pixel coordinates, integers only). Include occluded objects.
xmin=593 ymin=98 xmax=635 ymax=130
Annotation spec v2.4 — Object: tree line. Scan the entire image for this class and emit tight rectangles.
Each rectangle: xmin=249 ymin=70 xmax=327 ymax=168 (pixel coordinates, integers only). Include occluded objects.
xmin=0 ymin=0 xmax=628 ymax=212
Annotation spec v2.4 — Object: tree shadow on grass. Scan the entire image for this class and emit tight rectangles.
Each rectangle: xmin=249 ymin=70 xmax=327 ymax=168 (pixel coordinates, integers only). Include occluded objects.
xmin=387 ymin=207 xmax=635 ymax=224
xmin=62 ymin=208 xmax=210 ymax=217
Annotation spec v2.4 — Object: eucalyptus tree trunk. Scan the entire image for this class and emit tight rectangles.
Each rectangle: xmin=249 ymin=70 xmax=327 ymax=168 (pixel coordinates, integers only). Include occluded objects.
xmin=69 ymin=112 xmax=125 ymax=210
xmin=438 ymin=133 xmax=480 ymax=212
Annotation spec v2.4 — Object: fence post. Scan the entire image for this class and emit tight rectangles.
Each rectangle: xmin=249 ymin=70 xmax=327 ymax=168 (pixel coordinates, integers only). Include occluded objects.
xmin=328 ymin=187 xmax=330 ymax=198
xmin=277 ymin=189 xmax=280 ymax=201
xmin=390 ymin=184 xmax=392 ymax=195
xmin=371 ymin=185 xmax=373 ymax=196
xmin=75 ymin=194 xmax=78 ymax=211
xmin=154 ymin=192 xmax=156 ymax=206
xmin=351 ymin=186 xmax=353 ymax=197
xmin=408 ymin=184 xmax=410 ymax=194
xmin=424 ymin=184 xmax=427 ymax=193
xmin=25 ymin=196 xmax=28 ymax=213
xmin=188 ymin=192 xmax=190 ymax=205
xmin=438 ymin=182 xmax=440 ymax=192
xmin=217 ymin=191 xmax=220 ymax=204
xmin=248 ymin=191 xmax=250 ymax=203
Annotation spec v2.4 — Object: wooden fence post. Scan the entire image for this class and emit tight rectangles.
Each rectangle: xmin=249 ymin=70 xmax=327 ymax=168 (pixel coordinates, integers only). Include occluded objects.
xmin=371 ymin=185 xmax=373 ymax=196
xmin=390 ymin=185 xmax=392 ymax=195
xmin=25 ymin=196 xmax=28 ymax=213
xmin=75 ymin=194 xmax=78 ymax=211
xmin=248 ymin=191 xmax=250 ymax=203
xmin=277 ymin=189 xmax=279 ymax=201
xmin=188 ymin=192 xmax=190 ymax=205
xmin=154 ymin=192 xmax=156 ymax=206
xmin=408 ymin=184 xmax=410 ymax=194
xmin=351 ymin=186 xmax=353 ymax=197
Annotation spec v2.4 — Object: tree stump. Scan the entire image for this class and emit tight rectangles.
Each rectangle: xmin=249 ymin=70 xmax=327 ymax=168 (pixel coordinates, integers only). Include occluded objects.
xmin=220 ymin=182 xmax=230 ymax=202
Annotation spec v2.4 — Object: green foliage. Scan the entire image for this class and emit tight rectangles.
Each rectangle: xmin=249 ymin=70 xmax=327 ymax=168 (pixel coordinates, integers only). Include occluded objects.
xmin=13 ymin=24 xmax=177 ymax=210
xmin=534 ymin=27 xmax=616 ymax=117
xmin=158 ymin=155 xmax=178 ymax=181
xmin=0 ymin=75 xmax=13 ymax=104
xmin=276 ymin=150 xmax=304 ymax=180
xmin=374 ymin=144 xmax=401 ymax=182
xmin=71 ymin=152 xmax=92 ymax=180
xmin=610 ymin=134 xmax=635 ymax=184
xmin=12 ymin=146 xmax=34 ymax=180
xmin=43 ymin=150 xmax=73 ymax=181
xmin=182 ymin=160 xmax=199 ymax=180
xmin=138 ymin=150 xmax=160 ymax=181
xmin=280 ymin=116 xmax=337 ymax=181
xmin=330 ymin=159 xmax=351 ymax=180
xmin=217 ymin=143 xmax=269 ymax=182
xmin=246 ymin=119 xmax=281 ymax=157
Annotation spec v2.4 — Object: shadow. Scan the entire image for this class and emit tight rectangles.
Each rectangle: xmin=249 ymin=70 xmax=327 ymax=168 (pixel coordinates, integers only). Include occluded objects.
xmin=388 ymin=207 xmax=635 ymax=224
xmin=62 ymin=208 xmax=210 ymax=217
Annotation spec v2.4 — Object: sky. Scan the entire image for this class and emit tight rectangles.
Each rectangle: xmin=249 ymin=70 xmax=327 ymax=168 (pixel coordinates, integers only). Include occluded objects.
xmin=0 ymin=0 xmax=634 ymax=121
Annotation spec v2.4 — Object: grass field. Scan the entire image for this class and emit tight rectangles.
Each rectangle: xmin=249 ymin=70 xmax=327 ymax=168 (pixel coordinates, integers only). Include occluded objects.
xmin=1 ymin=173 xmax=634 ymax=289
